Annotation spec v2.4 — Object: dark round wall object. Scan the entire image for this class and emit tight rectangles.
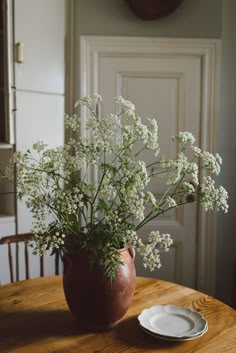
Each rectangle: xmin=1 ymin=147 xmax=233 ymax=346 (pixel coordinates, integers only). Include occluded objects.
xmin=125 ymin=0 xmax=184 ymax=20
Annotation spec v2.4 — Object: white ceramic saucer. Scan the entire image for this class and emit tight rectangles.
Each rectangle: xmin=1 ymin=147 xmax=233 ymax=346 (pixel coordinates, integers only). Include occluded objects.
xmin=140 ymin=322 xmax=208 ymax=341
xmin=138 ymin=305 xmax=208 ymax=340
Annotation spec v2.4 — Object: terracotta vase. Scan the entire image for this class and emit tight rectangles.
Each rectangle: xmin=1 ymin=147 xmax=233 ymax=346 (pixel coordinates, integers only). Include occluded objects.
xmin=63 ymin=247 xmax=136 ymax=331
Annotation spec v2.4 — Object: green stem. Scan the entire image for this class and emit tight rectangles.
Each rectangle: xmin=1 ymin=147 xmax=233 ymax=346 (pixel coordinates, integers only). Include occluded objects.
xmin=146 ymin=160 xmax=165 ymax=169
xmin=148 ymin=170 xmax=168 ymax=178
xmin=28 ymin=166 xmax=93 ymax=206
xmin=110 ymin=139 xmax=136 ymax=166
xmin=92 ymin=152 xmax=107 ymax=205
xmin=135 ymin=146 xmax=146 ymax=157
xmin=136 ymin=209 xmax=154 ymax=230
xmin=157 ymin=185 xmax=172 ymax=206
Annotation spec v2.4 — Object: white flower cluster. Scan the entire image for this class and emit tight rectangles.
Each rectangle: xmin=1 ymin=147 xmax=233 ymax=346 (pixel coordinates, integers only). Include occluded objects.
xmin=146 ymin=118 xmax=160 ymax=154
xmin=165 ymin=196 xmax=177 ymax=208
xmin=64 ymin=114 xmax=80 ymax=131
xmin=32 ymin=141 xmax=48 ymax=153
xmin=31 ymin=203 xmax=49 ymax=235
xmin=172 ymin=131 xmax=195 ymax=146
xmin=114 ymin=96 xmax=135 ymax=116
xmin=87 ymin=113 xmax=121 ymax=148
xmin=33 ymin=232 xmax=66 ymax=256
xmin=100 ymin=175 xmax=116 ymax=201
xmin=128 ymin=196 xmax=145 ymax=221
xmin=104 ymin=209 xmax=121 ymax=226
xmin=181 ymin=181 xmax=195 ymax=194
xmin=165 ymin=152 xmax=199 ymax=185
xmin=121 ymin=115 xmax=160 ymax=156
xmin=136 ymin=231 xmax=173 ymax=271
xmin=192 ymin=146 xmax=202 ymax=157
xmin=53 ymin=189 xmax=84 ymax=215
xmin=145 ymin=191 xmax=160 ymax=211
xmin=3 ymin=95 xmax=228 ymax=276
xmin=202 ymin=151 xmax=222 ymax=175
xmin=199 ymin=176 xmax=228 ymax=213
xmin=117 ymin=161 xmax=150 ymax=221
xmin=74 ymin=93 xmax=102 ymax=109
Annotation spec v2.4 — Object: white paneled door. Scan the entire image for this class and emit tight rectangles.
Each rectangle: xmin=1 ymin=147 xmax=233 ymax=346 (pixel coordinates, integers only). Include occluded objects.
xmin=80 ymin=36 xmax=220 ymax=293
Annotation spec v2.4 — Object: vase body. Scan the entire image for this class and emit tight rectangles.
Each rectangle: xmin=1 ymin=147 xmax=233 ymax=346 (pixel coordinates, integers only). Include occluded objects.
xmin=63 ymin=247 xmax=136 ymax=331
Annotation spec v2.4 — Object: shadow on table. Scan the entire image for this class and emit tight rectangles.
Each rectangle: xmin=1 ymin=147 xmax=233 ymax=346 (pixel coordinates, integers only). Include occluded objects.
xmin=0 ymin=309 xmax=85 ymax=351
xmin=114 ymin=315 xmax=183 ymax=350
xmin=0 ymin=310 xmax=183 ymax=352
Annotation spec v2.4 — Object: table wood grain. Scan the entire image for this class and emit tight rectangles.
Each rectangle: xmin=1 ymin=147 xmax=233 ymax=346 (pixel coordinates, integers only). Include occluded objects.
xmin=0 ymin=276 xmax=235 ymax=353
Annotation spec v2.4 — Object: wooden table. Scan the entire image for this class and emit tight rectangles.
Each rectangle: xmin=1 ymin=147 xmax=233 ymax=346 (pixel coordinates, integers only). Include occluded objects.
xmin=0 ymin=276 xmax=235 ymax=353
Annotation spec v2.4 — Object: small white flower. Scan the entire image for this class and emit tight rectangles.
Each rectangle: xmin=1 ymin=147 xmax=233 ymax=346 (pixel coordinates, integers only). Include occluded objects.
xmin=172 ymin=131 xmax=195 ymax=146
xmin=64 ymin=114 xmax=80 ymax=131
xmin=32 ymin=141 xmax=47 ymax=153
xmin=202 ymin=151 xmax=221 ymax=175
xmin=199 ymin=176 xmax=228 ymax=213
xmin=165 ymin=196 xmax=177 ymax=208
xmin=192 ymin=146 xmax=202 ymax=157
xmin=135 ymin=231 xmax=173 ymax=271
xmin=182 ymin=181 xmax=195 ymax=194
xmin=114 ymin=96 xmax=135 ymax=115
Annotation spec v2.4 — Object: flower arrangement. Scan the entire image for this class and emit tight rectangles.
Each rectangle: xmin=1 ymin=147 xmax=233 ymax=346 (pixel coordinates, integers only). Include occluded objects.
xmin=1 ymin=94 xmax=228 ymax=279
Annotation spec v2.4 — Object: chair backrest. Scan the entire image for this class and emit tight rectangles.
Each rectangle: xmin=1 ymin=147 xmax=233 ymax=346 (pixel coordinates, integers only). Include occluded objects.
xmin=0 ymin=233 xmax=60 ymax=282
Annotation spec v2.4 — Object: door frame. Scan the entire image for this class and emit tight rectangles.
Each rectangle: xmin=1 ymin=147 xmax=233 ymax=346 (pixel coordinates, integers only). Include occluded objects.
xmin=80 ymin=36 xmax=221 ymax=295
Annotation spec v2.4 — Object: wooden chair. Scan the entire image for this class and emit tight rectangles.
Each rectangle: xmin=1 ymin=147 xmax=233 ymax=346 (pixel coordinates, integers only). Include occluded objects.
xmin=0 ymin=233 xmax=60 ymax=283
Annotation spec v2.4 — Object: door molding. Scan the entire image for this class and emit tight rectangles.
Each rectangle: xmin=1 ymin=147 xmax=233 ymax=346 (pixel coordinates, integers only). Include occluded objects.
xmin=80 ymin=36 xmax=221 ymax=295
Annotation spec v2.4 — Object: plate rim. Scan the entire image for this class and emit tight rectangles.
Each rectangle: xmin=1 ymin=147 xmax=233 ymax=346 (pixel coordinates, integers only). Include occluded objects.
xmin=138 ymin=304 xmax=208 ymax=338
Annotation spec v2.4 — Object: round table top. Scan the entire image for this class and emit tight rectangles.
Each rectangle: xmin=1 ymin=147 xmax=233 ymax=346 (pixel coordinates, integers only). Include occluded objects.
xmin=0 ymin=276 xmax=235 ymax=353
